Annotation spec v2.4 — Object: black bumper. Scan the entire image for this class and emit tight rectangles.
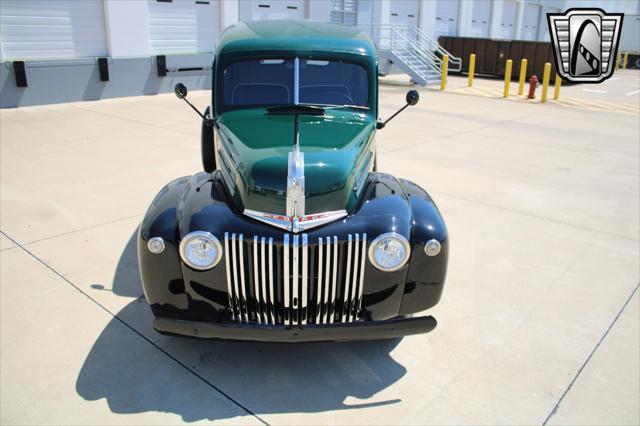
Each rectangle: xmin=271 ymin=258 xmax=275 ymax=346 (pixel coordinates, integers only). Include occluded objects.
xmin=153 ymin=315 xmax=437 ymax=342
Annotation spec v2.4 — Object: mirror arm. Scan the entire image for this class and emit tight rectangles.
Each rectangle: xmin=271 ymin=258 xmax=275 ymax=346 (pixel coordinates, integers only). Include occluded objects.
xmin=377 ymin=103 xmax=410 ymax=129
xmin=180 ymin=97 xmax=206 ymax=120
xmin=383 ymin=103 xmax=410 ymax=126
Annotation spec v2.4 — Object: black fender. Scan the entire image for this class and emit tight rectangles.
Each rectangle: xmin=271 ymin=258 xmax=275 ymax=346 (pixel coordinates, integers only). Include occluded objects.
xmin=398 ymin=178 xmax=449 ymax=315
xmin=137 ymin=176 xmax=191 ymax=315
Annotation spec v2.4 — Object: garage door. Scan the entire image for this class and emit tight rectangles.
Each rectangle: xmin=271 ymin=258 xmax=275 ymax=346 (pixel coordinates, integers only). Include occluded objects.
xmin=148 ymin=0 xmax=220 ymax=55
xmin=330 ymin=0 xmax=358 ymax=26
xmin=470 ymin=0 xmax=490 ymax=38
xmin=0 ymin=0 xmax=108 ymax=60
xmin=435 ymin=0 xmax=459 ymax=37
xmin=500 ymin=0 xmax=517 ymax=39
xmin=542 ymin=7 xmax=561 ymax=41
xmin=389 ymin=0 xmax=419 ymax=28
xmin=250 ymin=0 xmax=305 ymax=20
xmin=522 ymin=3 xmax=541 ymax=41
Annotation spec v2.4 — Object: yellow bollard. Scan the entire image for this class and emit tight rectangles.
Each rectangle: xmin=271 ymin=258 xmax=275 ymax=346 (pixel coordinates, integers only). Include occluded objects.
xmin=468 ymin=53 xmax=476 ymax=87
xmin=503 ymin=59 xmax=513 ymax=98
xmin=518 ymin=58 xmax=528 ymax=95
xmin=441 ymin=55 xmax=449 ymax=91
xmin=623 ymin=52 xmax=629 ymax=69
xmin=541 ymin=62 xmax=551 ymax=103
xmin=553 ymin=74 xmax=561 ymax=100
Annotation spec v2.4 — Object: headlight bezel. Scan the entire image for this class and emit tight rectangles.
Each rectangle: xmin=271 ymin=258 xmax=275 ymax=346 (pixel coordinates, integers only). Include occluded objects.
xmin=368 ymin=232 xmax=411 ymax=272
xmin=179 ymin=231 xmax=223 ymax=270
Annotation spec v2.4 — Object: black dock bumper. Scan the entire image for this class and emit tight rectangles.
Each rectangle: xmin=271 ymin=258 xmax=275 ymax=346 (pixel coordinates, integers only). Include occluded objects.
xmin=153 ymin=315 xmax=437 ymax=342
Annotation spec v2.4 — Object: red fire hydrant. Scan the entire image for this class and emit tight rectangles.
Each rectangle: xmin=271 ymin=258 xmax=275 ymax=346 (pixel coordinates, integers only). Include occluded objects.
xmin=527 ymin=75 xmax=538 ymax=99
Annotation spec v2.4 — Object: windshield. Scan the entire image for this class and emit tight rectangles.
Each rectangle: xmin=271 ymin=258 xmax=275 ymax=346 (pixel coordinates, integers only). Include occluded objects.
xmin=221 ymin=58 xmax=369 ymax=112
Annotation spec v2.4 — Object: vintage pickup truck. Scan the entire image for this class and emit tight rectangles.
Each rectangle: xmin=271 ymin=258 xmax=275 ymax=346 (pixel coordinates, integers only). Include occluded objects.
xmin=138 ymin=20 xmax=449 ymax=342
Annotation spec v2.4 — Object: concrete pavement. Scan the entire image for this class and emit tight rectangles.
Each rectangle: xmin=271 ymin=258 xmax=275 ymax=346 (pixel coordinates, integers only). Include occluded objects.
xmin=437 ymin=69 xmax=640 ymax=115
xmin=1 ymin=73 xmax=638 ymax=425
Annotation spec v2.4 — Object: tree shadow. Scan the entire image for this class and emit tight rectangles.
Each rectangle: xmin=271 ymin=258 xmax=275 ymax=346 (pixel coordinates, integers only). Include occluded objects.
xmin=77 ymin=230 xmax=407 ymax=422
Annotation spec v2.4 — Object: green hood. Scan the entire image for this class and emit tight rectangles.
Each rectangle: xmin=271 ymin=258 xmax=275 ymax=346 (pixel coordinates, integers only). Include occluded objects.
xmin=217 ymin=108 xmax=375 ymax=215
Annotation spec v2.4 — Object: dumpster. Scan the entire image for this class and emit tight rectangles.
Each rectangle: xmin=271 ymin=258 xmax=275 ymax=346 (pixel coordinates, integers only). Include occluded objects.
xmin=438 ymin=36 xmax=558 ymax=80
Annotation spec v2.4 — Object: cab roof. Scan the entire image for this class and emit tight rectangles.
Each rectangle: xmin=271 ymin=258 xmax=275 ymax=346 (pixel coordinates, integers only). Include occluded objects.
xmin=215 ymin=20 xmax=376 ymax=59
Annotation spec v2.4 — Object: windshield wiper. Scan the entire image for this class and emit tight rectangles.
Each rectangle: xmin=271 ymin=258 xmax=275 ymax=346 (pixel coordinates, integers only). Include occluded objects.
xmin=324 ymin=105 xmax=370 ymax=111
xmin=266 ymin=105 xmax=325 ymax=115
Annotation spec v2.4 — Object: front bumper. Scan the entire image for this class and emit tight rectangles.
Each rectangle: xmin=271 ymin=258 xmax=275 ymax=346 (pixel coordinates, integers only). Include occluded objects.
xmin=153 ymin=315 xmax=437 ymax=342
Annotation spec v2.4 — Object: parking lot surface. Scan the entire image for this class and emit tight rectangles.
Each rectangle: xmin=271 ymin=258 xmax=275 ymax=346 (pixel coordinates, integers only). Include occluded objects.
xmin=1 ymin=71 xmax=639 ymax=425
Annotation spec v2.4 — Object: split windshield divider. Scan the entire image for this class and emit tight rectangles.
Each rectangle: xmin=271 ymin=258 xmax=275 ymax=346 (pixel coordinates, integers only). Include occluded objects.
xmin=264 ymin=56 xmax=369 ymax=115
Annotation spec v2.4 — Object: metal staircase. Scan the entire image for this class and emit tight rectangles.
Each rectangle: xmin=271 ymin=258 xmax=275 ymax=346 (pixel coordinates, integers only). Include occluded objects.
xmin=359 ymin=24 xmax=462 ymax=86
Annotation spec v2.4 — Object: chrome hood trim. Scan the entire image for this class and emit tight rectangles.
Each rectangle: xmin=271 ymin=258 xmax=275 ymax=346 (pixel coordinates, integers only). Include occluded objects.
xmin=286 ymin=145 xmax=305 ymax=219
xmin=243 ymin=209 xmax=348 ymax=233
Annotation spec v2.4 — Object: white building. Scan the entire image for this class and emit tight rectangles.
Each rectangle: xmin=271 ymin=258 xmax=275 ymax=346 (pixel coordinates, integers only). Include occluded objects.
xmin=0 ymin=0 xmax=637 ymax=107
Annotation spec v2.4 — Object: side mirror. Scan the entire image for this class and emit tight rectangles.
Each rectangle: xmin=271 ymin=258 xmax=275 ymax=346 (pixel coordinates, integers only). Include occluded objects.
xmin=174 ymin=83 xmax=188 ymax=99
xmin=174 ymin=82 xmax=206 ymax=120
xmin=406 ymin=89 xmax=419 ymax=106
xmin=377 ymin=89 xmax=421 ymax=129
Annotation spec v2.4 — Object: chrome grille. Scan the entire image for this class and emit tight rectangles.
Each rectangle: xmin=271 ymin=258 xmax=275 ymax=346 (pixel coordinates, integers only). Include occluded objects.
xmin=224 ymin=232 xmax=367 ymax=325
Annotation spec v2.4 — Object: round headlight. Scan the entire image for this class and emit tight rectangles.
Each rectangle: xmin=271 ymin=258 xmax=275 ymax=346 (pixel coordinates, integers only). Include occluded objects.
xmin=368 ymin=233 xmax=411 ymax=272
xmin=179 ymin=231 xmax=222 ymax=270
xmin=147 ymin=237 xmax=165 ymax=254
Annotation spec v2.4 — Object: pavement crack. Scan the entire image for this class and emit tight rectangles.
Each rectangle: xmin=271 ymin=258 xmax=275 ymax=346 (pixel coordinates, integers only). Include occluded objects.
xmin=14 ymin=213 xmax=144 ymax=247
xmin=0 ymin=230 xmax=270 ymax=426
xmin=541 ymin=282 xmax=640 ymax=425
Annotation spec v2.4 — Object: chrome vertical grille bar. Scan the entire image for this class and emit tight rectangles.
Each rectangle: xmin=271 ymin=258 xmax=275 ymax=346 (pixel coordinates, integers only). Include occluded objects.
xmin=224 ymin=232 xmax=236 ymax=319
xmin=230 ymin=233 xmax=244 ymax=322
xmin=330 ymin=235 xmax=338 ymax=324
xmin=356 ymin=234 xmax=367 ymax=319
xmin=323 ymin=236 xmax=332 ymax=324
xmin=252 ymin=236 xmax=262 ymax=324
xmin=268 ymin=237 xmax=275 ymax=324
xmin=315 ymin=237 xmax=323 ymax=324
xmin=342 ymin=234 xmax=353 ymax=323
xmin=238 ymin=234 xmax=248 ymax=323
xmin=292 ymin=235 xmax=300 ymax=325
xmin=283 ymin=234 xmax=290 ymax=325
xmin=260 ymin=237 xmax=268 ymax=324
xmin=348 ymin=234 xmax=360 ymax=322
xmin=301 ymin=234 xmax=308 ymax=325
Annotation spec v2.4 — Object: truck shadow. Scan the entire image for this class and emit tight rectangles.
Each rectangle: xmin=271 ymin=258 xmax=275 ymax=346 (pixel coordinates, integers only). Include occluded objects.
xmin=76 ymin=231 xmax=407 ymax=422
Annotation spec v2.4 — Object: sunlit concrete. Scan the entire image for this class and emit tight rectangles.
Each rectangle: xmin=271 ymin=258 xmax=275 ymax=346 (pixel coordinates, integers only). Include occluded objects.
xmin=1 ymin=72 xmax=638 ymax=425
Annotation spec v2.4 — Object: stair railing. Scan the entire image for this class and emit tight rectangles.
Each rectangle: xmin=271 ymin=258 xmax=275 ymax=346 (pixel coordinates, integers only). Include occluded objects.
xmin=359 ymin=23 xmax=462 ymax=76
xmin=412 ymin=25 xmax=462 ymax=72
xmin=390 ymin=26 xmax=442 ymax=73
xmin=360 ymin=24 xmax=442 ymax=76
